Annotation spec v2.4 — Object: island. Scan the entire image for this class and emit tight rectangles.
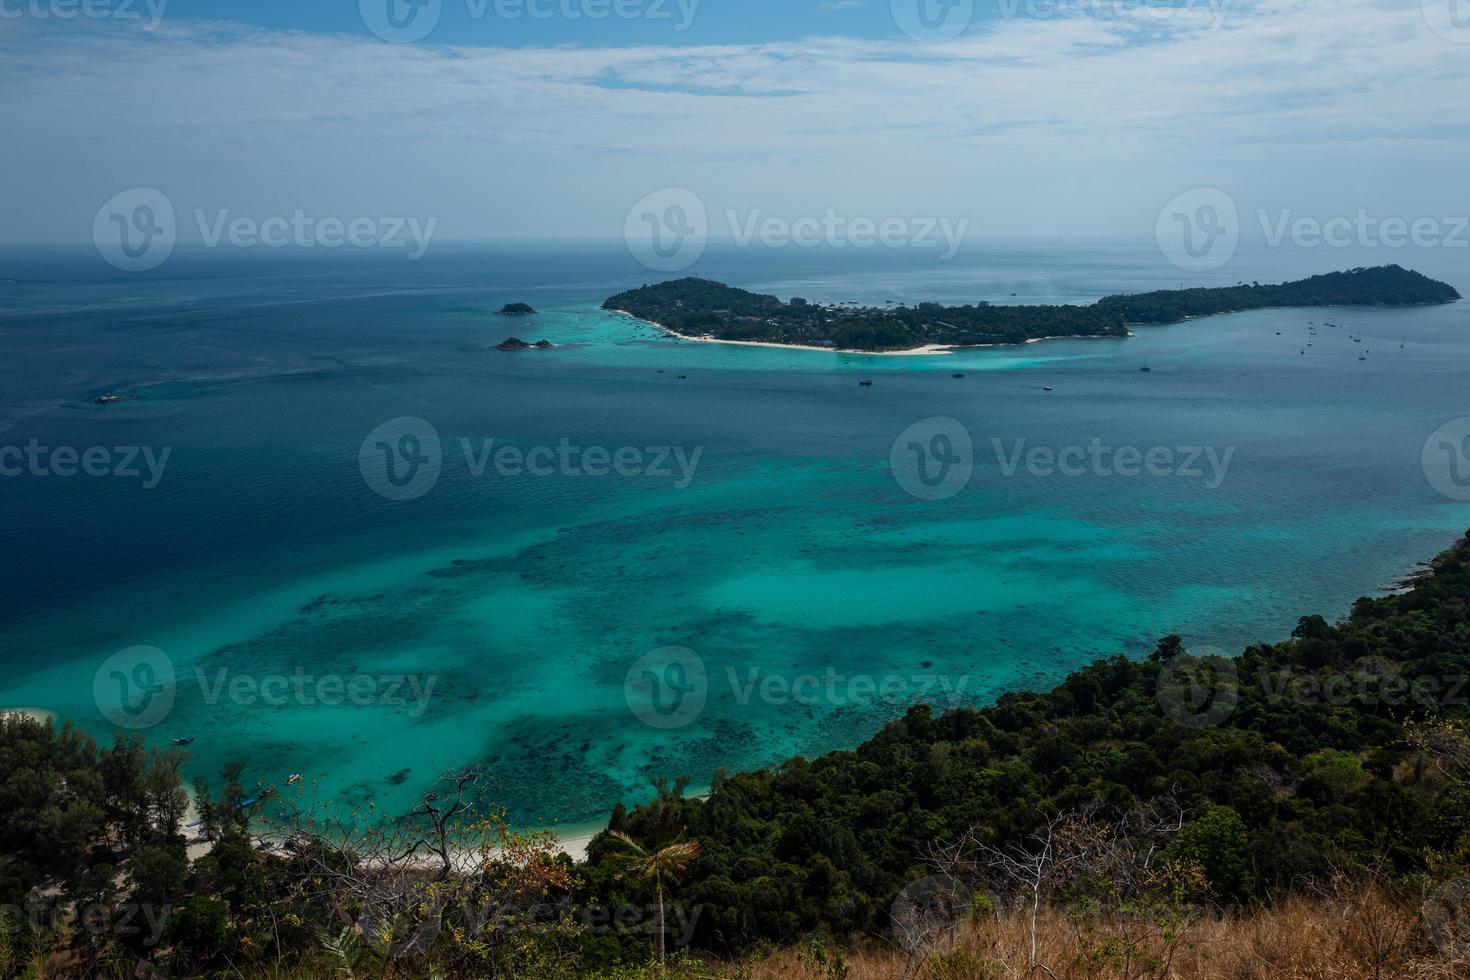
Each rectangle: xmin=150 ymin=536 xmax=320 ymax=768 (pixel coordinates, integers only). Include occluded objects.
xmin=495 ymin=337 xmax=554 ymax=351
xmin=602 ymin=265 xmax=1460 ymax=353
xmin=497 ymin=303 xmax=536 ymax=315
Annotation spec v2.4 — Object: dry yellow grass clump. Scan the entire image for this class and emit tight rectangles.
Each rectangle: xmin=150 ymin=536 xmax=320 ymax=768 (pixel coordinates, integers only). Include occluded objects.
xmin=734 ymin=884 xmax=1469 ymax=980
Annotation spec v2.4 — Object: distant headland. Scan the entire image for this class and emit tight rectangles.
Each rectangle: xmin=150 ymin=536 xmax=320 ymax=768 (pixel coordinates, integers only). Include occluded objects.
xmin=603 ymin=265 xmax=1460 ymax=353
xmin=497 ymin=303 xmax=537 ymax=316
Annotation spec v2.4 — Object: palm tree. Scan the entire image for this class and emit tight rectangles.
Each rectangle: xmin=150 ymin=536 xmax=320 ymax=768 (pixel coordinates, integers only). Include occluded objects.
xmin=606 ymin=831 xmax=702 ymax=966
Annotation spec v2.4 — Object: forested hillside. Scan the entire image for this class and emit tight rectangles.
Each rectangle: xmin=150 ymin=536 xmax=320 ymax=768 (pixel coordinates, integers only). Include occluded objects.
xmin=586 ymin=534 xmax=1470 ymax=955
xmin=603 ymin=266 xmax=1460 ymax=350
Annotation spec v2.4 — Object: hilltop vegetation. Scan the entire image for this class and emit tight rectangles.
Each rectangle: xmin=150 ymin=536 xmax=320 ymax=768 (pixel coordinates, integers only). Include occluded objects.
xmin=603 ymin=265 xmax=1460 ymax=351
xmin=1095 ymin=265 xmax=1462 ymax=324
xmin=603 ymin=277 xmax=1125 ymax=349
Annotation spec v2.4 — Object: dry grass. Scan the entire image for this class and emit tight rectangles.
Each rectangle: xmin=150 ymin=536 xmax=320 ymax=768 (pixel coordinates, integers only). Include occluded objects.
xmin=29 ymin=882 xmax=1465 ymax=978
xmin=733 ymin=883 xmax=1470 ymax=980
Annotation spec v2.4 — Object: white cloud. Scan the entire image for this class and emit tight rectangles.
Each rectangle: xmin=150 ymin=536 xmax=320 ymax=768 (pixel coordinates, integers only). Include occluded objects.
xmin=0 ymin=0 xmax=1464 ymax=243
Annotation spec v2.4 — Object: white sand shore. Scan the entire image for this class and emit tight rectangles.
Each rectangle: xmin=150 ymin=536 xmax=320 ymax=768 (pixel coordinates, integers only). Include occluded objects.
xmin=611 ymin=310 xmax=954 ymax=357
xmin=1026 ymin=332 xmax=1135 ymax=343
xmin=182 ymin=806 xmax=601 ymax=866
xmin=557 ymin=830 xmax=597 ymax=862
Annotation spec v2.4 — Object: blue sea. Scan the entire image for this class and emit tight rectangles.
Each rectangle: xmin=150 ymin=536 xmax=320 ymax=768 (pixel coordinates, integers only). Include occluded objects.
xmin=2 ymin=240 xmax=1468 ymax=831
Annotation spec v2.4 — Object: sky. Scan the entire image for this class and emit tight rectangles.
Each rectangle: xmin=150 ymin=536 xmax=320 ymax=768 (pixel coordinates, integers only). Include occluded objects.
xmin=1 ymin=0 xmax=1468 ymax=248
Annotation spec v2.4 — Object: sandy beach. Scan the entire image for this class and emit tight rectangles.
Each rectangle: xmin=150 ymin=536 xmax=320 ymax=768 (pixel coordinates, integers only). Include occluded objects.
xmin=1026 ymin=332 xmax=1135 ymax=343
xmin=181 ymin=812 xmax=599 ymax=866
xmin=611 ymin=310 xmax=955 ymax=357
xmin=557 ymin=829 xmax=598 ymax=861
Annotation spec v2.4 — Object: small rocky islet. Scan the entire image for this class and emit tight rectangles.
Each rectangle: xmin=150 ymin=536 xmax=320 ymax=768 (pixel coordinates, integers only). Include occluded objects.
xmin=494 ymin=303 xmax=554 ymax=350
xmin=495 ymin=337 xmax=555 ymax=352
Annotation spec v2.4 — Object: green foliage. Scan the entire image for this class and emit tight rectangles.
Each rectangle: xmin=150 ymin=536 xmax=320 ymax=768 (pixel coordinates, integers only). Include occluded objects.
xmin=603 ymin=277 xmax=1125 ymax=349
xmin=797 ymin=938 xmax=850 ymax=979
xmin=167 ymin=896 xmax=233 ymax=965
xmin=603 ymin=266 xmax=1458 ymax=351
xmin=1165 ymin=806 xmax=1251 ymax=901
xmin=0 ymin=721 xmax=190 ymax=914
xmin=127 ymin=841 xmax=189 ymax=909
xmin=322 ymin=925 xmax=388 ymax=979
xmin=1095 ymin=265 xmax=1460 ymax=324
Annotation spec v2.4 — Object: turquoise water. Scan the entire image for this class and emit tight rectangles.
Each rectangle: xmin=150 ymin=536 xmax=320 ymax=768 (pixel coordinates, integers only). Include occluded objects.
xmin=3 ymin=242 xmax=1469 ymax=828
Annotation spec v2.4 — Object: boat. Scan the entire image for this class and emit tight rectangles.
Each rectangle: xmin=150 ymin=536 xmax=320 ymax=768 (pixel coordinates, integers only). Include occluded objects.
xmin=171 ymin=736 xmax=195 ymax=746
xmin=1043 ymin=386 xmax=1054 ymax=391
xmin=858 ymin=379 xmax=873 ymax=386
xmin=1139 ymin=366 xmax=1152 ymax=373
xmin=286 ymin=774 xmax=303 ymax=786
xmin=952 ymin=373 xmax=965 ymax=379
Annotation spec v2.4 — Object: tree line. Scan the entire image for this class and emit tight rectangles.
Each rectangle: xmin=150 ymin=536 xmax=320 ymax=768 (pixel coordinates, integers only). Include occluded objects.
xmin=602 ymin=266 xmax=1460 ymax=351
